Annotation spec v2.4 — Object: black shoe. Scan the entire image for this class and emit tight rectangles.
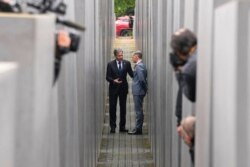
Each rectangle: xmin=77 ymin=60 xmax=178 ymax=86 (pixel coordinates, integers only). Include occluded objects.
xmin=119 ymin=128 xmax=129 ymax=132
xmin=110 ymin=128 xmax=115 ymax=133
xmin=128 ymin=129 xmax=142 ymax=135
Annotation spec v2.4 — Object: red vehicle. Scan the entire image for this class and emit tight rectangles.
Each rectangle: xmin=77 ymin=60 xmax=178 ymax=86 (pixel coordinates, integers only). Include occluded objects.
xmin=115 ymin=15 xmax=134 ymax=36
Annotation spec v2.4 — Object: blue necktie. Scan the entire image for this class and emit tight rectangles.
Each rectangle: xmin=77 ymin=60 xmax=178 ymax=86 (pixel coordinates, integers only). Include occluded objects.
xmin=118 ymin=61 xmax=122 ymax=75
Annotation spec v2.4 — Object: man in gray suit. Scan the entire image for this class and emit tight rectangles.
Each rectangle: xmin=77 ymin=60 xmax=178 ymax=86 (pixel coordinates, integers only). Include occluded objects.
xmin=128 ymin=51 xmax=147 ymax=135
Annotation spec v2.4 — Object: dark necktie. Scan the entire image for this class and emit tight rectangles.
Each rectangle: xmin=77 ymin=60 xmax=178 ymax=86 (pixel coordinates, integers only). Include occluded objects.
xmin=118 ymin=61 xmax=122 ymax=74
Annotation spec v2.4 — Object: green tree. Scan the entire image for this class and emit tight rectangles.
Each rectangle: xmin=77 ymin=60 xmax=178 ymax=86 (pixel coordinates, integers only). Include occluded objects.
xmin=115 ymin=0 xmax=135 ymax=17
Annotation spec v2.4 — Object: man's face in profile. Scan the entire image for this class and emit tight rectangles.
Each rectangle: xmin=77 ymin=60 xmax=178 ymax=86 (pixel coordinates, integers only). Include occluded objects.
xmin=132 ymin=54 xmax=139 ymax=63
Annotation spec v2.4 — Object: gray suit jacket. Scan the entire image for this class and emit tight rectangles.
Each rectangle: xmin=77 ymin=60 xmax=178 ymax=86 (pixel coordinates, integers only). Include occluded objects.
xmin=132 ymin=61 xmax=147 ymax=95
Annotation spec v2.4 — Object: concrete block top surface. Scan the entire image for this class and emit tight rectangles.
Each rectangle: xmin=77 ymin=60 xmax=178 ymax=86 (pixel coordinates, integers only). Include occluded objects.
xmin=0 ymin=62 xmax=17 ymax=76
xmin=0 ymin=12 xmax=56 ymax=63
xmin=0 ymin=13 xmax=56 ymax=19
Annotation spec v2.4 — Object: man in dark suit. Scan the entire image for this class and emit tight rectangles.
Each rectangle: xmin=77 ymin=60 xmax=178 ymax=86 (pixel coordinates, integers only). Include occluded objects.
xmin=128 ymin=51 xmax=147 ymax=135
xmin=106 ymin=48 xmax=133 ymax=133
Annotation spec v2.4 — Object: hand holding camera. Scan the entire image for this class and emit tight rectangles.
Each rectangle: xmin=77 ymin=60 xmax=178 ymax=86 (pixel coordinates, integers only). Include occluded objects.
xmin=169 ymin=52 xmax=187 ymax=71
xmin=57 ymin=30 xmax=71 ymax=47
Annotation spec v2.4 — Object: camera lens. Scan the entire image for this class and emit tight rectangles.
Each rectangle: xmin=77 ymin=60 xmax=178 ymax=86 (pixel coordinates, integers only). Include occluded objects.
xmin=69 ymin=33 xmax=81 ymax=52
xmin=169 ymin=52 xmax=186 ymax=68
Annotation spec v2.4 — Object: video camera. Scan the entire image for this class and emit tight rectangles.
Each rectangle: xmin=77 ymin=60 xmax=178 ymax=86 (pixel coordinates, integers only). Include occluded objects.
xmin=26 ymin=0 xmax=85 ymax=53
xmin=0 ymin=0 xmax=85 ymax=83
xmin=169 ymin=52 xmax=187 ymax=69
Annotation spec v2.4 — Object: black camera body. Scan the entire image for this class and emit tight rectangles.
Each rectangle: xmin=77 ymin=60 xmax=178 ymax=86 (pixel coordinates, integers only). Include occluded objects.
xmin=54 ymin=32 xmax=81 ymax=83
xmin=69 ymin=33 xmax=81 ymax=52
xmin=169 ymin=52 xmax=187 ymax=69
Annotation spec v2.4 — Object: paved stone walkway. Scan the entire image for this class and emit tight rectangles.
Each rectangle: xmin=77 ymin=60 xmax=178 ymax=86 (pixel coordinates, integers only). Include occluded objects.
xmin=96 ymin=38 xmax=155 ymax=167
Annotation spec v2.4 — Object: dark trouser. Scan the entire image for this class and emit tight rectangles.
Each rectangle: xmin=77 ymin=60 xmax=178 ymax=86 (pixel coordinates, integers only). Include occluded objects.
xmin=133 ymin=95 xmax=145 ymax=130
xmin=190 ymin=147 xmax=195 ymax=166
xmin=109 ymin=92 xmax=127 ymax=129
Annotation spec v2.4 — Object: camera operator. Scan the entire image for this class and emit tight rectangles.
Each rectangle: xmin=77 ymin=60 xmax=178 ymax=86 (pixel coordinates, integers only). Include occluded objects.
xmin=169 ymin=28 xmax=197 ymax=165
xmin=170 ymin=28 xmax=197 ymax=125
xmin=170 ymin=28 xmax=197 ymax=102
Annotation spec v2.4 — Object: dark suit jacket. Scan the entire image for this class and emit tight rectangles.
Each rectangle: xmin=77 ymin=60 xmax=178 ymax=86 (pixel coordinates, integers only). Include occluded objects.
xmin=181 ymin=52 xmax=197 ymax=102
xmin=175 ymin=52 xmax=197 ymax=126
xmin=106 ymin=59 xmax=133 ymax=95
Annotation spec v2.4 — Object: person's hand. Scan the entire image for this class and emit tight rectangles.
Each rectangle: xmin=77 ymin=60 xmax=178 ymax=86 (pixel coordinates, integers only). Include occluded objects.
xmin=57 ymin=30 xmax=71 ymax=48
xmin=177 ymin=126 xmax=182 ymax=136
xmin=113 ymin=78 xmax=122 ymax=84
xmin=169 ymin=52 xmax=186 ymax=71
xmin=175 ymin=66 xmax=183 ymax=72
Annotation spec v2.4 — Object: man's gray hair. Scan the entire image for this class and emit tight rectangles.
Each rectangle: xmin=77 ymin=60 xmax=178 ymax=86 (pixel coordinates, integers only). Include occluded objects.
xmin=114 ymin=48 xmax=123 ymax=56
xmin=133 ymin=50 xmax=143 ymax=59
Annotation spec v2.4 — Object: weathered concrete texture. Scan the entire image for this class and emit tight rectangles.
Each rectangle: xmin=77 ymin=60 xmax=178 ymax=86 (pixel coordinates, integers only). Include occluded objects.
xmin=54 ymin=0 xmax=115 ymax=166
xmin=197 ymin=1 xmax=250 ymax=167
xmin=136 ymin=0 xmax=250 ymax=167
xmin=0 ymin=14 xmax=54 ymax=167
xmin=135 ymin=0 xmax=196 ymax=167
xmin=0 ymin=63 xmax=18 ymax=167
xmin=213 ymin=2 xmax=250 ymax=167
xmin=0 ymin=0 xmax=114 ymax=165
